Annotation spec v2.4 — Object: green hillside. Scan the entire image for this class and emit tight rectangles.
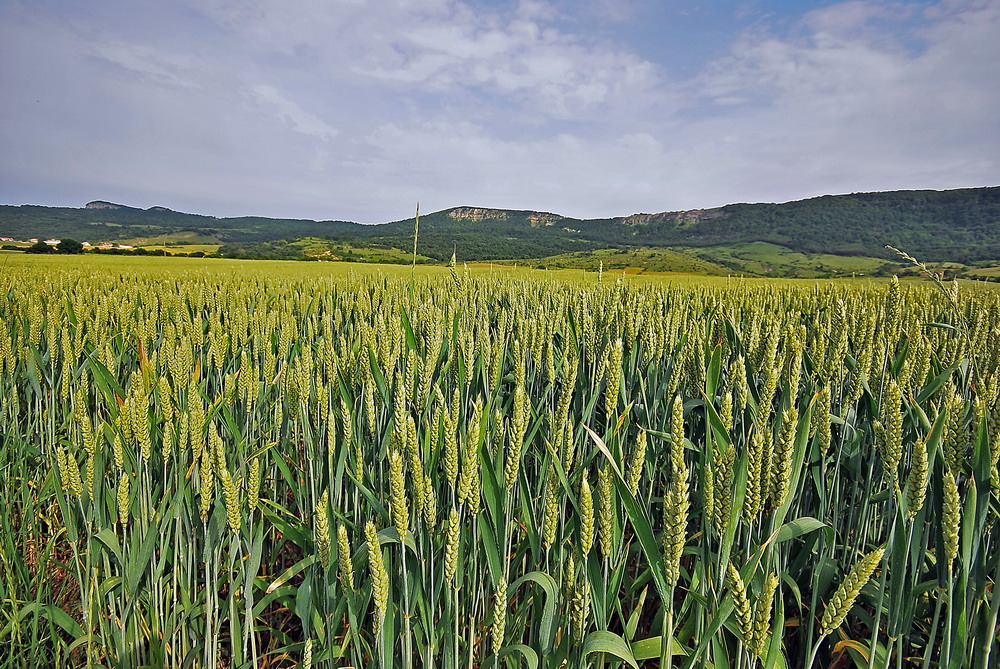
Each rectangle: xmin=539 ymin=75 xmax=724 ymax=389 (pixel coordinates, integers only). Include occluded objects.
xmin=622 ymin=188 xmax=1000 ymax=261
xmin=0 ymin=201 xmax=360 ymax=243
xmin=2 ymin=188 xmax=998 ymax=271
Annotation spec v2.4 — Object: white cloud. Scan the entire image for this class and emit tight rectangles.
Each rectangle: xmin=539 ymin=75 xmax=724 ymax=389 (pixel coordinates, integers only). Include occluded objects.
xmin=374 ymin=15 xmax=660 ymax=118
xmin=195 ymin=0 xmax=663 ymax=120
xmin=1 ymin=0 xmax=997 ymax=223
xmin=247 ymin=84 xmax=338 ymax=141
xmin=88 ymin=42 xmax=203 ymax=90
xmin=680 ymin=0 xmax=1000 ymax=206
xmin=343 ymin=0 xmax=1000 ymax=219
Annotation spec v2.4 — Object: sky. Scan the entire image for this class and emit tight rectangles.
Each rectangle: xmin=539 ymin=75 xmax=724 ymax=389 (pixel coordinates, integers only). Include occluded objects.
xmin=1 ymin=0 xmax=998 ymax=224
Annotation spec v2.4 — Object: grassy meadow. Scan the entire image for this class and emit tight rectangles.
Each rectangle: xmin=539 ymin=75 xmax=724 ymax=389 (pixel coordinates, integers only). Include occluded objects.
xmin=1 ymin=253 xmax=998 ymax=668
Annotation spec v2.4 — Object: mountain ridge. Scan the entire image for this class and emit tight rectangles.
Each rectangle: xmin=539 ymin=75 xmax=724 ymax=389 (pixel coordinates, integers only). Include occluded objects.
xmin=2 ymin=186 xmax=999 ymax=266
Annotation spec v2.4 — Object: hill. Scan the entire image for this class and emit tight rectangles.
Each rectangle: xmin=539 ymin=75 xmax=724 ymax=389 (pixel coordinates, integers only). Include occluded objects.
xmin=2 ymin=187 xmax=998 ymax=271
xmin=0 ymin=201 xmax=361 ymax=244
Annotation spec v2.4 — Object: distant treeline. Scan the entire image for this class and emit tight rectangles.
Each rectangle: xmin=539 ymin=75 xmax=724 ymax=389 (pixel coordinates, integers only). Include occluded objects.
xmin=2 ymin=186 xmax=998 ymax=264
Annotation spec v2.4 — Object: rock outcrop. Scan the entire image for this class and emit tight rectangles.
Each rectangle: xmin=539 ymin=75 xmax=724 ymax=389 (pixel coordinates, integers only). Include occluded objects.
xmin=622 ymin=208 xmax=725 ymax=227
xmin=529 ymin=213 xmax=562 ymax=227
xmin=448 ymin=207 xmax=508 ymax=221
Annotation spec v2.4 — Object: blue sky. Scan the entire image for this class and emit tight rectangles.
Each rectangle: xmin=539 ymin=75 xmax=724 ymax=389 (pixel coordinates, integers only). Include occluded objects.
xmin=1 ymin=0 xmax=996 ymax=223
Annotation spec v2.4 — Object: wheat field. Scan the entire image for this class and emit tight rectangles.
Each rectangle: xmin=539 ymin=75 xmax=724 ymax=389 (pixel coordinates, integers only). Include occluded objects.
xmin=1 ymin=254 xmax=998 ymax=668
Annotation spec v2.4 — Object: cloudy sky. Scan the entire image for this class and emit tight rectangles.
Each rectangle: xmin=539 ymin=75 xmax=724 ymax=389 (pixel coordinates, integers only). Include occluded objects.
xmin=1 ymin=0 xmax=997 ymax=223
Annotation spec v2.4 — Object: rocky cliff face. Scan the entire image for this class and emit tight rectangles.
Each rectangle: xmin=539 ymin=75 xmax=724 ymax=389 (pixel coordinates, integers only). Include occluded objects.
xmin=448 ymin=207 xmax=508 ymax=221
xmin=85 ymin=200 xmax=125 ymax=210
xmin=528 ymin=213 xmax=562 ymax=227
xmin=622 ymin=208 xmax=725 ymax=227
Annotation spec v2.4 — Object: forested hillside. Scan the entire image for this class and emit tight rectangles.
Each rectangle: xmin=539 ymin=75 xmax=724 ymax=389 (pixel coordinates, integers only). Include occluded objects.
xmin=2 ymin=187 xmax=997 ymax=263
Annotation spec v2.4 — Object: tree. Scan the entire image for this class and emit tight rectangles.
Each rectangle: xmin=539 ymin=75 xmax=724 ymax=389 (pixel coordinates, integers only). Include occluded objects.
xmin=56 ymin=238 xmax=84 ymax=254
xmin=25 ymin=241 xmax=53 ymax=254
